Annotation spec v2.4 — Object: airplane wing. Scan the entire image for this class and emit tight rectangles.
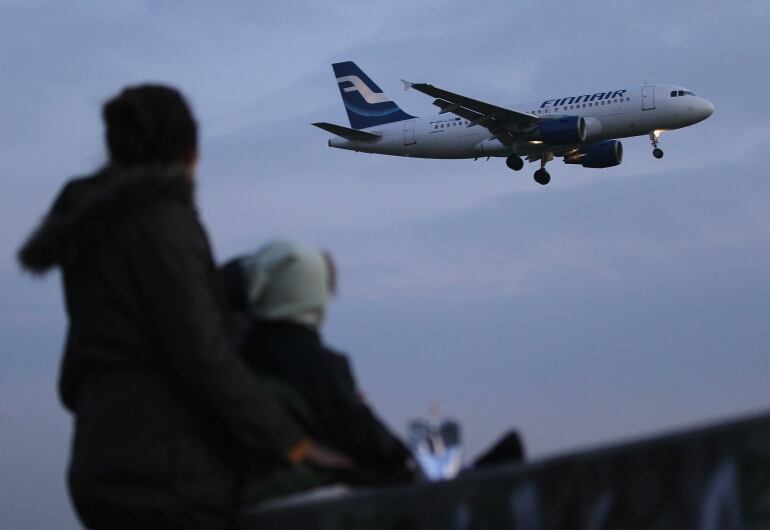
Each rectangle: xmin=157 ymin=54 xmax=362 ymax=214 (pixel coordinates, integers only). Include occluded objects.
xmin=405 ymin=81 xmax=539 ymax=141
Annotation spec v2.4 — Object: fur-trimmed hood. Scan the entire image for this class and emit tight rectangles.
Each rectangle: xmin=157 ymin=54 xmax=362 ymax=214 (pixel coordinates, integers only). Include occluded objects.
xmin=18 ymin=165 xmax=194 ymax=274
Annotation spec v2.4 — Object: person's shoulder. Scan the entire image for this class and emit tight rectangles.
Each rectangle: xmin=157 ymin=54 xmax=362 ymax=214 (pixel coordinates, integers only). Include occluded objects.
xmin=58 ymin=171 xmax=102 ymax=195
xmin=318 ymin=343 xmax=353 ymax=375
xmin=123 ymin=168 xmax=201 ymax=244
xmin=45 ymin=170 xmax=107 ymax=217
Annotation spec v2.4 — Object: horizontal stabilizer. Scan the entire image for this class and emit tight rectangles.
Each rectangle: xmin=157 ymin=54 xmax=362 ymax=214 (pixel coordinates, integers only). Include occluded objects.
xmin=312 ymin=122 xmax=381 ymax=141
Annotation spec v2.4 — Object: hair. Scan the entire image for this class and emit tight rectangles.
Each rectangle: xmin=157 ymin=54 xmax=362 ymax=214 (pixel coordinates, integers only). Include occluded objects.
xmin=103 ymin=84 xmax=197 ymax=167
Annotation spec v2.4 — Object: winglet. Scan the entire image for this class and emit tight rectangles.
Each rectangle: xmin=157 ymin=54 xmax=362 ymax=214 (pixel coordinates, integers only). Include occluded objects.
xmin=401 ymin=79 xmax=414 ymax=92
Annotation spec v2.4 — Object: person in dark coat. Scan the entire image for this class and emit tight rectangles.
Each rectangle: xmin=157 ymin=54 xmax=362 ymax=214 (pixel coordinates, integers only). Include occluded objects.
xmin=17 ymin=85 xmax=345 ymax=530
xmin=222 ymin=241 xmax=416 ymax=485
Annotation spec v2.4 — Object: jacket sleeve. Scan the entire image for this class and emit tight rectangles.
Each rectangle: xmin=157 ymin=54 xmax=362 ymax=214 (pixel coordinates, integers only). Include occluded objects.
xmin=130 ymin=201 xmax=306 ymax=460
xmin=324 ymin=354 xmax=412 ymax=473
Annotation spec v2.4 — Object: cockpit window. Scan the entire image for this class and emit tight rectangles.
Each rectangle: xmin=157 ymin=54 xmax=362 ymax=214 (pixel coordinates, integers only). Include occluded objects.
xmin=671 ymin=90 xmax=677 ymax=97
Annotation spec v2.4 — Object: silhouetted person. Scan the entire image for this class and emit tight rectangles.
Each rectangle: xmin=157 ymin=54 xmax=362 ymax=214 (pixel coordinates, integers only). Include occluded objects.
xmin=17 ymin=85 xmax=330 ymax=530
xmin=223 ymin=241 xmax=416 ymax=485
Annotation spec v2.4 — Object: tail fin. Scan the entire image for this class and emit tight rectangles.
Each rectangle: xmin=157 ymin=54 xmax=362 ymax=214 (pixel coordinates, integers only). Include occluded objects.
xmin=332 ymin=61 xmax=415 ymax=129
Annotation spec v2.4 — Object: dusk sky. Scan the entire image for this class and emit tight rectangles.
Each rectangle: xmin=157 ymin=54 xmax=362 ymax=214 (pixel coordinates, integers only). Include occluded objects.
xmin=2 ymin=1 xmax=770 ymax=527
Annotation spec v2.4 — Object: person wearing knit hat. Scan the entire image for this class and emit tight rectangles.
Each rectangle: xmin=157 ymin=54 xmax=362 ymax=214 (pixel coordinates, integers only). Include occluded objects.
xmin=241 ymin=240 xmax=334 ymax=329
xmin=223 ymin=240 xmax=416 ymax=486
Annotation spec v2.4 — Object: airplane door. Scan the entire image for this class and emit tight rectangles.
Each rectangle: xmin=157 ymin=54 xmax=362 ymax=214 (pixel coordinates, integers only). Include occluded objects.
xmin=641 ymin=85 xmax=655 ymax=110
xmin=403 ymin=119 xmax=416 ymax=145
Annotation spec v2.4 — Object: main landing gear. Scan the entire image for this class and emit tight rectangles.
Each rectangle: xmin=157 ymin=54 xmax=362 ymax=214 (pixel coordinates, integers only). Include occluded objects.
xmin=650 ymin=130 xmax=664 ymax=159
xmin=506 ymin=155 xmax=524 ymax=171
xmin=506 ymin=154 xmax=551 ymax=185
xmin=534 ymin=153 xmax=553 ymax=185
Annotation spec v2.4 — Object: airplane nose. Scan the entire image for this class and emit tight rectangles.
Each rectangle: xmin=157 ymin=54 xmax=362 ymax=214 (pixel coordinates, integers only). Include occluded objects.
xmin=702 ymin=99 xmax=714 ymax=118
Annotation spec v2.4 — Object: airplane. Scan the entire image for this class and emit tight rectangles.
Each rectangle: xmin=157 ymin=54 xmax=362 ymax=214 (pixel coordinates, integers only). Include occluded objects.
xmin=313 ymin=61 xmax=714 ymax=185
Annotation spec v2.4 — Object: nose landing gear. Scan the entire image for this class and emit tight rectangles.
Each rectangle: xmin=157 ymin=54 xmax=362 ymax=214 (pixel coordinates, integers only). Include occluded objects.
xmin=650 ymin=130 xmax=664 ymax=159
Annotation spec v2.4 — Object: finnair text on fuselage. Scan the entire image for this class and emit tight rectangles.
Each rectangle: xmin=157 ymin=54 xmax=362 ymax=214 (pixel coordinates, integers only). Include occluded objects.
xmin=540 ymin=90 xmax=627 ymax=108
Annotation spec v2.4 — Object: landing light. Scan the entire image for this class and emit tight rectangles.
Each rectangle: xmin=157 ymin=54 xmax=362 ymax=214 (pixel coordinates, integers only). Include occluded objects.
xmin=530 ymin=140 xmax=543 ymax=144
xmin=652 ymin=129 xmax=666 ymax=138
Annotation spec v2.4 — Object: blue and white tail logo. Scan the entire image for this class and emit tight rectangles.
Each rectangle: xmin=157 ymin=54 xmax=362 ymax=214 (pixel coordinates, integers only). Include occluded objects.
xmin=332 ymin=61 xmax=415 ymax=129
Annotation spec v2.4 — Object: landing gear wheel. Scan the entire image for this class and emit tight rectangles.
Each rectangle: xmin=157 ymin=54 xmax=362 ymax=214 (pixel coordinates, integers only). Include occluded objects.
xmin=534 ymin=169 xmax=551 ymax=185
xmin=649 ymin=131 xmax=664 ymax=159
xmin=506 ymin=156 xmax=524 ymax=171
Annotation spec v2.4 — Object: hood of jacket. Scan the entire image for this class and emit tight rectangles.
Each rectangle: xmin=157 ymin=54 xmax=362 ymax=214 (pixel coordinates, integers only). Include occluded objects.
xmin=18 ymin=165 xmax=194 ymax=274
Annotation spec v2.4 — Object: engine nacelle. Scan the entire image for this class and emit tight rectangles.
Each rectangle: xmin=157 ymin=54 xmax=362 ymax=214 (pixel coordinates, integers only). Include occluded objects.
xmin=564 ymin=140 xmax=623 ymax=168
xmin=583 ymin=117 xmax=603 ymax=142
xmin=537 ymin=116 xmax=586 ymax=145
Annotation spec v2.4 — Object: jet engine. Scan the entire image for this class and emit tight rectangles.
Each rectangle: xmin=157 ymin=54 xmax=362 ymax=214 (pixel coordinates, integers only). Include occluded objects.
xmin=537 ymin=116 xmax=586 ymax=145
xmin=564 ymin=140 xmax=623 ymax=168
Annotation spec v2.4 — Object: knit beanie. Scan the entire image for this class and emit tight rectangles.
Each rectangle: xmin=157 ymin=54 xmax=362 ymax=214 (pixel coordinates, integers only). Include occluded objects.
xmin=238 ymin=240 xmax=334 ymax=330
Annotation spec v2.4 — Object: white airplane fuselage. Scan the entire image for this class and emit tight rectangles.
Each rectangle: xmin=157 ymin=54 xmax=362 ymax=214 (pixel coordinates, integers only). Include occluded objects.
xmin=328 ymin=84 xmax=713 ymax=160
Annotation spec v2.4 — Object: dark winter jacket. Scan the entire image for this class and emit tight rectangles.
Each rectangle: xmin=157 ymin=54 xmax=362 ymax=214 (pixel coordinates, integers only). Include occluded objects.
xmin=240 ymin=320 xmax=413 ymax=482
xmin=18 ymin=166 xmax=305 ymax=530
